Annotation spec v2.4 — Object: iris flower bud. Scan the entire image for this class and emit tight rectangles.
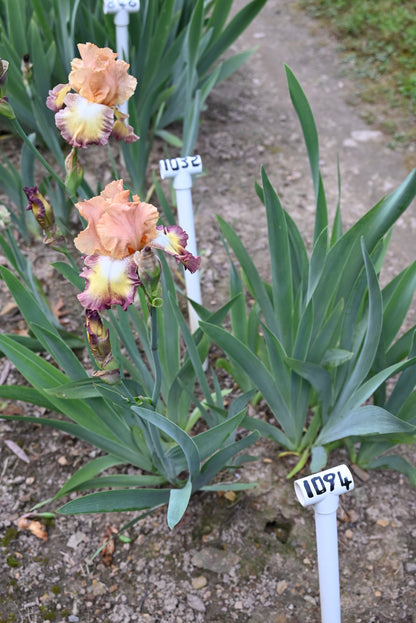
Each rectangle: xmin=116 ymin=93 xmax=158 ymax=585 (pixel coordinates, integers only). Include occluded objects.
xmin=85 ymin=309 xmax=112 ymax=366
xmin=0 ymin=205 xmax=11 ymax=231
xmin=0 ymin=59 xmax=8 ymax=93
xmin=0 ymin=59 xmax=15 ymax=120
xmin=64 ymin=148 xmax=84 ymax=196
xmin=134 ymin=248 xmax=162 ymax=308
xmin=24 ymin=186 xmax=56 ymax=240
xmin=84 ymin=309 xmax=120 ymax=383
xmin=21 ymin=54 xmax=33 ymax=95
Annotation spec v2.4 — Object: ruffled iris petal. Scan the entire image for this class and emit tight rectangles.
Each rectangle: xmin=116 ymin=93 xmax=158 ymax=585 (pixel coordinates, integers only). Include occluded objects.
xmin=55 ymin=93 xmax=114 ymax=148
xmin=77 ymin=254 xmax=140 ymax=311
xmin=46 ymin=83 xmax=71 ymax=112
xmin=73 ymin=180 xmax=159 ymax=259
xmin=149 ymin=225 xmax=201 ymax=273
xmin=69 ymin=43 xmax=137 ymax=107
xmin=95 ymin=201 xmax=159 ymax=259
xmin=112 ymin=109 xmax=139 ymax=143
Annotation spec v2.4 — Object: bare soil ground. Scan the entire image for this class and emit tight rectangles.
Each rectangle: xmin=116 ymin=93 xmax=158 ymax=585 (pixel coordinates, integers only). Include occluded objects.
xmin=1 ymin=1 xmax=416 ymax=622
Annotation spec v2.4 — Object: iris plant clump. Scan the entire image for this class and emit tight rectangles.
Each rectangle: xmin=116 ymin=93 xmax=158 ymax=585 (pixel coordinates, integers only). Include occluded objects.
xmin=0 ymin=43 xmax=258 ymax=533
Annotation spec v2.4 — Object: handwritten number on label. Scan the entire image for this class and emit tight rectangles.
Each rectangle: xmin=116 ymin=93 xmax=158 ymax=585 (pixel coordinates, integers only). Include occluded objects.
xmin=311 ymin=476 xmax=326 ymax=495
xmin=303 ymin=469 xmax=352 ymax=499
xmin=303 ymin=480 xmax=314 ymax=499
xmin=337 ymin=470 xmax=352 ymax=490
xmin=323 ymin=472 xmax=336 ymax=491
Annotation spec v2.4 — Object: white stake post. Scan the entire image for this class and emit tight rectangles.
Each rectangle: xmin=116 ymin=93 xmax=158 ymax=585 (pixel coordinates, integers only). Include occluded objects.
xmin=159 ymin=156 xmax=203 ymax=334
xmin=294 ymin=464 xmax=354 ymax=623
xmin=103 ymin=0 xmax=140 ymax=113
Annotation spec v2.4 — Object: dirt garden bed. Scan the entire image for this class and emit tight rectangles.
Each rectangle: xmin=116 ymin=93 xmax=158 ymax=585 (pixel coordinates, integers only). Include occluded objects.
xmin=1 ymin=1 xmax=416 ymax=621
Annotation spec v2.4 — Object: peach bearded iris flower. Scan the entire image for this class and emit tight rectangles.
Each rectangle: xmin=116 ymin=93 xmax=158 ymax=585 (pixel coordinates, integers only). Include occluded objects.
xmin=74 ymin=180 xmax=200 ymax=311
xmin=46 ymin=43 xmax=138 ymax=148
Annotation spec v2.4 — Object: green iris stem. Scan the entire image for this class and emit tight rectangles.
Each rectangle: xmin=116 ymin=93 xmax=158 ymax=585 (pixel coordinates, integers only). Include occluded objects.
xmin=10 ymin=117 xmax=76 ymax=203
xmin=150 ymin=305 xmax=162 ymax=407
xmin=107 ymin=143 xmax=119 ymax=181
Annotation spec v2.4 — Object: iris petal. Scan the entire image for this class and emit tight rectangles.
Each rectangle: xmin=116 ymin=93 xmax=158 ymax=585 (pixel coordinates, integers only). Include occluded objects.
xmin=55 ymin=93 xmax=114 ymax=148
xmin=149 ymin=225 xmax=201 ymax=273
xmin=73 ymin=181 xmax=159 ymax=259
xmin=69 ymin=43 xmax=137 ymax=107
xmin=112 ymin=109 xmax=139 ymax=143
xmin=46 ymin=83 xmax=71 ymax=112
xmin=77 ymin=254 xmax=140 ymax=311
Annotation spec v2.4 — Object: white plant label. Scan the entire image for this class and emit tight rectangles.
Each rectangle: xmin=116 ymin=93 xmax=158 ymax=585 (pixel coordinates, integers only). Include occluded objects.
xmin=159 ymin=156 xmax=203 ymax=179
xmin=103 ymin=0 xmax=140 ymax=13
xmin=294 ymin=464 xmax=354 ymax=507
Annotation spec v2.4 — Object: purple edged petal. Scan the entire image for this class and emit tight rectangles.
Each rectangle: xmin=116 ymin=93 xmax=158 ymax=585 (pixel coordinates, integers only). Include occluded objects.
xmin=55 ymin=93 xmax=114 ymax=148
xmin=77 ymin=254 xmax=140 ymax=311
xmin=149 ymin=225 xmax=201 ymax=273
xmin=112 ymin=109 xmax=139 ymax=143
xmin=46 ymin=83 xmax=71 ymax=112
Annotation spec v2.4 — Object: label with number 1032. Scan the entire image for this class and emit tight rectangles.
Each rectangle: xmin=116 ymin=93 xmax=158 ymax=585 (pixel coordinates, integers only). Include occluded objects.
xmin=160 ymin=155 xmax=202 ymax=178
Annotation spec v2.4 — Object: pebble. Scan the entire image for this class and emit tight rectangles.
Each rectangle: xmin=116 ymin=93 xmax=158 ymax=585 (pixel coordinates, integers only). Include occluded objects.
xmin=277 ymin=580 xmax=288 ymax=595
xmin=66 ymin=531 xmax=87 ymax=549
xmin=350 ymin=129 xmax=383 ymax=142
xmin=187 ymin=594 xmax=206 ymax=613
xmin=192 ymin=575 xmax=208 ymax=589
xmin=88 ymin=579 xmax=107 ymax=597
xmin=191 ymin=547 xmax=240 ymax=574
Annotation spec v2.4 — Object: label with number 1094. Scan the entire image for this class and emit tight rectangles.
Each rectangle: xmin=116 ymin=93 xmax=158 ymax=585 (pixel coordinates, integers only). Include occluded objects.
xmin=303 ymin=470 xmax=353 ymax=499
xmin=294 ymin=464 xmax=355 ymax=507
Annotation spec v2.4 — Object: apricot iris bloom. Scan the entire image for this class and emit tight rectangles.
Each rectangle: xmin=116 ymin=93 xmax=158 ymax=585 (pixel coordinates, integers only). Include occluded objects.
xmin=74 ymin=180 xmax=200 ymax=311
xmin=46 ymin=43 xmax=138 ymax=148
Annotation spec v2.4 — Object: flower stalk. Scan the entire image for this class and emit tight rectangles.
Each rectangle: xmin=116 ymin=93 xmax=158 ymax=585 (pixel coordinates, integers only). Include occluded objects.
xmin=150 ymin=306 xmax=162 ymax=407
xmin=12 ymin=117 xmax=75 ymax=200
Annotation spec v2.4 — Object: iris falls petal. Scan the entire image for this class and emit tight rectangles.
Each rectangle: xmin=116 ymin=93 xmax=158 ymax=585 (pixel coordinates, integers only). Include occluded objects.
xmin=55 ymin=94 xmax=114 ymax=148
xmin=77 ymin=254 xmax=140 ymax=311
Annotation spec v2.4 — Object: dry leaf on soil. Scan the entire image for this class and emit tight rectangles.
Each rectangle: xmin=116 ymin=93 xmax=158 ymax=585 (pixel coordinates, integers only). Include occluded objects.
xmin=16 ymin=517 xmax=48 ymax=541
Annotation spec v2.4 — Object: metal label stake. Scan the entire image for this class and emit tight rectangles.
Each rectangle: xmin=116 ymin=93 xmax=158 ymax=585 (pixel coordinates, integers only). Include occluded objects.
xmin=103 ymin=0 xmax=140 ymax=113
xmin=159 ymin=156 xmax=203 ymax=334
xmin=294 ymin=464 xmax=354 ymax=623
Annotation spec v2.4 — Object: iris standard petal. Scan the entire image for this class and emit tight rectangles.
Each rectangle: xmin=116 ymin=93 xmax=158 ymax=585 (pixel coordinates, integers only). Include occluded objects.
xmin=149 ymin=225 xmax=201 ymax=273
xmin=55 ymin=93 xmax=114 ymax=148
xmin=77 ymin=254 xmax=140 ymax=311
xmin=69 ymin=43 xmax=137 ymax=107
xmin=74 ymin=181 xmax=159 ymax=259
xmin=95 ymin=201 xmax=159 ymax=259
xmin=46 ymin=83 xmax=71 ymax=112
